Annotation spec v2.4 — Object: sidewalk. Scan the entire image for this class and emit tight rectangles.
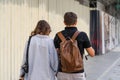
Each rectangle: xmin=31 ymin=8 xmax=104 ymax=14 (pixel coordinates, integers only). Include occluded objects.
xmin=84 ymin=45 xmax=120 ymax=80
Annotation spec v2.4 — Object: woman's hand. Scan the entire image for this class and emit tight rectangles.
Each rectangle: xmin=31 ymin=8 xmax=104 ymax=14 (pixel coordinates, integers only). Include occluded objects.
xmin=19 ymin=77 xmax=24 ymax=80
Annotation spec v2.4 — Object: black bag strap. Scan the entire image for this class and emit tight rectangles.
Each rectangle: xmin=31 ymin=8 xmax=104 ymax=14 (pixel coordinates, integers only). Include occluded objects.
xmin=26 ymin=36 xmax=32 ymax=70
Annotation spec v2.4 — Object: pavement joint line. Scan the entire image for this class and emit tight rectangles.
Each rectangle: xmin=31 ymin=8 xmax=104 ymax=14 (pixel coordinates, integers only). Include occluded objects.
xmin=97 ymin=56 xmax=120 ymax=80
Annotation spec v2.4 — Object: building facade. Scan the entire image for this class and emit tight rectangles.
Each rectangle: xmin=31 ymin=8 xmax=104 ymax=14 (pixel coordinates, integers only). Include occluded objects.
xmin=0 ymin=0 xmax=90 ymax=80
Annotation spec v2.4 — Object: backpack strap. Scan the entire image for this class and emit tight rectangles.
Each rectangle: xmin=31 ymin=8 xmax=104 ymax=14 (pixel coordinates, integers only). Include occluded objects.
xmin=57 ymin=32 xmax=66 ymax=42
xmin=72 ymin=31 xmax=80 ymax=41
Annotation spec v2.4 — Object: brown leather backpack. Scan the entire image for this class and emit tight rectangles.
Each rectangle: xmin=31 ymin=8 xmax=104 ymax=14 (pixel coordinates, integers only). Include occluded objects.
xmin=57 ymin=31 xmax=83 ymax=73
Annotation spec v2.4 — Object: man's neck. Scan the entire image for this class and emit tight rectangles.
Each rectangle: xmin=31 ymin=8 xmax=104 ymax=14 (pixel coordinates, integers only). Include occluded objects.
xmin=66 ymin=25 xmax=76 ymax=27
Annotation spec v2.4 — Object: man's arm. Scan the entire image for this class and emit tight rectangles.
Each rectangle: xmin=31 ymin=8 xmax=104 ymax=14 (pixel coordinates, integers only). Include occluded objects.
xmin=86 ymin=47 xmax=95 ymax=57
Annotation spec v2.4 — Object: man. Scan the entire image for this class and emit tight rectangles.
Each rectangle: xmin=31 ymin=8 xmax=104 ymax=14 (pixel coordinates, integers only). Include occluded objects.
xmin=54 ymin=12 xmax=95 ymax=80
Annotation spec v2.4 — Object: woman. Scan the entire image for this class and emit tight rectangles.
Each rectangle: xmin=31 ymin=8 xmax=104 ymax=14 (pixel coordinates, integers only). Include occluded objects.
xmin=19 ymin=20 xmax=58 ymax=80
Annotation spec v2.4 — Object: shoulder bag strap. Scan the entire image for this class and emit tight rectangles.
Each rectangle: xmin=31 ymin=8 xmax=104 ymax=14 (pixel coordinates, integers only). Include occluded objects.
xmin=26 ymin=36 xmax=32 ymax=70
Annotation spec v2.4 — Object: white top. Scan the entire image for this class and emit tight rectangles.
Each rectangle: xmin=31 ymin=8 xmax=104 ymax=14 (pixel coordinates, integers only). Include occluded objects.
xmin=20 ymin=34 xmax=58 ymax=80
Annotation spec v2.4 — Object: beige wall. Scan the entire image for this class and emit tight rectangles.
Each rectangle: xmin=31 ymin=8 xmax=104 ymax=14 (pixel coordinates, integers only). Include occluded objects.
xmin=0 ymin=0 xmax=90 ymax=80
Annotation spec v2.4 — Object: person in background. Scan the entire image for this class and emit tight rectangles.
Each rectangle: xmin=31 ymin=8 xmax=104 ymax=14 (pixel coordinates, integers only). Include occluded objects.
xmin=19 ymin=20 xmax=58 ymax=80
xmin=54 ymin=12 xmax=95 ymax=80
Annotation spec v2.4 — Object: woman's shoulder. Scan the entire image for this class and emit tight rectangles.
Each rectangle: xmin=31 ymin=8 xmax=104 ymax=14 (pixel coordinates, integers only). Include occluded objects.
xmin=29 ymin=35 xmax=52 ymax=43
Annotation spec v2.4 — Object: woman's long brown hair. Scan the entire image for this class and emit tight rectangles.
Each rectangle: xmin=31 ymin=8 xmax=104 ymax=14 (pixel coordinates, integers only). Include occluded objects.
xmin=31 ymin=20 xmax=51 ymax=36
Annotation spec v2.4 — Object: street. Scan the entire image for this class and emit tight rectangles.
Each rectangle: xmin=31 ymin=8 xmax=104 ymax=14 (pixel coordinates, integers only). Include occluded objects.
xmin=84 ymin=45 xmax=120 ymax=80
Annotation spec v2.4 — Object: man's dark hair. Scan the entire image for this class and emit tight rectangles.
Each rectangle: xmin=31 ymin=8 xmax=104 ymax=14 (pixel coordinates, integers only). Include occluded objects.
xmin=64 ymin=12 xmax=77 ymax=25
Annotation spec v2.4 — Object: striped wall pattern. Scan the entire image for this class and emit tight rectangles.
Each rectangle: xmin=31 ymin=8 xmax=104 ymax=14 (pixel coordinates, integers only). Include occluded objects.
xmin=0 ymin=0 xmax=90 ymax=80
